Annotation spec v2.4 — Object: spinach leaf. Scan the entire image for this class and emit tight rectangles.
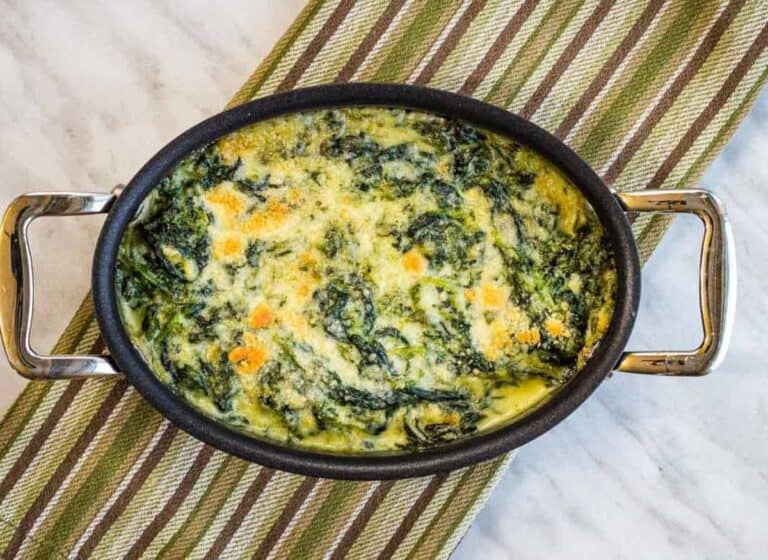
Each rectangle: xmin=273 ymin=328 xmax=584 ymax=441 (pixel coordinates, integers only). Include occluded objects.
xmin=400 ymin=211 xmax=484 ymax=269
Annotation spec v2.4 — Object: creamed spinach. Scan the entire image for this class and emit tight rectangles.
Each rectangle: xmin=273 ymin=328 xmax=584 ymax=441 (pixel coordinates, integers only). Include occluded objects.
xmin=116 ymin=107 xmax=616 ymax=452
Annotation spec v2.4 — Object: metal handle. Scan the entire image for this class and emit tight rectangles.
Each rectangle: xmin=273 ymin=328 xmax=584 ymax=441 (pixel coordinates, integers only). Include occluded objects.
xmin=0 ymin=191 xmax=121 ymax=379
xmin=615 ymin=189 xmax=736 ymax=376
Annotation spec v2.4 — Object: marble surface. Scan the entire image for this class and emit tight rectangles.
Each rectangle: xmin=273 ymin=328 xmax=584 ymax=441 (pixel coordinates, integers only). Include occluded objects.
xmin=0 ymin=3 xmax=765 ymax=558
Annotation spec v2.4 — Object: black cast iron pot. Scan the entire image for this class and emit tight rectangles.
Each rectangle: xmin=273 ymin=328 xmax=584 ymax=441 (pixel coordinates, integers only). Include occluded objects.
xmin=0 ymin=84 xmax=735 ymax=480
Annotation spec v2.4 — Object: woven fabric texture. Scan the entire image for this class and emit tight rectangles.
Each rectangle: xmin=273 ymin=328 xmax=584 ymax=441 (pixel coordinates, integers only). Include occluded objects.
xmin=0 ymin=1 xmax=766 ymax=558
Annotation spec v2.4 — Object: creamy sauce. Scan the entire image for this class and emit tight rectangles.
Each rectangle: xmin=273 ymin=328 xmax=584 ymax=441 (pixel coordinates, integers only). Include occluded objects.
xmin=116 ymin=107 xmax=616 ymax=453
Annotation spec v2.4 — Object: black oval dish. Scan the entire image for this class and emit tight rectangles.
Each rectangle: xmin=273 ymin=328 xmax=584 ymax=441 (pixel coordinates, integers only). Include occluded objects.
xmin=93 ymin=84 xmax=640 ymax=480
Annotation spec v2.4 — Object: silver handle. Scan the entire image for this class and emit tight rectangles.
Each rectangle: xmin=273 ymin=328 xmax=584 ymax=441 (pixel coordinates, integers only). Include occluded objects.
xmin=615 ymin=189 xmax=736 ymax=376
xmin=0 ymin=191 xmax=121 ymax=379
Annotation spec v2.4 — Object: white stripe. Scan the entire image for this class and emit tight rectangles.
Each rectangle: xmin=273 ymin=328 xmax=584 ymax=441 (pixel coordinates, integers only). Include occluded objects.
xmin=254 ymin=0 xmax=342 ymax=97
xmin=141 ymin=451 xmax=230 ymax=558
xmin=407 ymin=0 xmax=473 ymax=83
xmin=189 ymin=465 xmax=267 ymax=557
xmin=0 ymin=385 xmax=71 ymax=483
xmin=69 ymin=420 xmax=172 ymax=557
xmin=594 ymin=1 xmax=730 ymax=179
xmin=115 ymin=440 xmax=207 ymax=555
xmin=525 ymin=0 xmax=635 ymax=122
xmin=562 ymin=0 xmax=674 ymax=146
xmin=264 ymin=481 xmax=325 ymax=560
xmin=322 ymin=482 xmax=381 ymax=560
xmin=470 ymin=1 xmax=550 ymax=100
xmin=351 ymin=0 xmax=420 ymax=80
xmin=13 ymin=390 xmax=133 ymax=558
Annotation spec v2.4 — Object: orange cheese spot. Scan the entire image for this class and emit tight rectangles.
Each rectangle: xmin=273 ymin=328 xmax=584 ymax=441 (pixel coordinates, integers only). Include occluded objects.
xmin=243 ymin=199 xmax=290 ymax=234
xmin=212 ymin=235 xmax=244 ymax=261
xmin=228 ymin=347 xmax=247 ymax=362
xmin=421 ymin=403 xmax=461 ymax=426
xmin=205 ymin=185 xmax=244 ymax=216
xmin=435 ymin=409 xmax=460 ymax=427
xmin=515 ymin=328 xmax=541 ymax=345
xmin=545 ymin=317 xmax=568 ymax=338
xmin=483 ymin=320 xmax=511 ymax=361
xmin=248 ymin=304 xmax=273 ymax=329
xmin=298 ymin=251 xmax=315 ymax=268
xmin=217 ymin=132 xmax=250 ymax=162
xmin=403 ymin=249 xmax=427 ymax=274
xmin=464 ymin=288 xmax=475 ymax=303
xmin=480 ymin=284 xmax=505 ymax=309
xmin=228 ymin=342 xmax=268 ymax=376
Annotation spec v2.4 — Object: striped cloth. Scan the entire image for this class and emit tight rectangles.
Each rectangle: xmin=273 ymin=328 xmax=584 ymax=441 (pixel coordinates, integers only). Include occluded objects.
xmin=1 ymin=1 xmax=766 ymax=558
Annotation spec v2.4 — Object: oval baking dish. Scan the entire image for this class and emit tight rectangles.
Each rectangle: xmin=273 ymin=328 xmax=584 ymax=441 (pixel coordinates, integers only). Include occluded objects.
xmin=0 ymin=84 xmax=735 ymax=480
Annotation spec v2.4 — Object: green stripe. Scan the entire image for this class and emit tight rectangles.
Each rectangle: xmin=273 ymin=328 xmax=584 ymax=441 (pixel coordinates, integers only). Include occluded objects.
xmin=286 ymin=480 xmax=359 ymax=556
xmin=372 ymin=0 xmax=459 ymax=82
xmin=634 ymin=213 xmax=674 ymax=264
xmin=50 ymin=297 xmax=97 ymax=355
xmin=239 ymin=474 xmax=307 ymax=556
xmin=577 ymin=0 xmax=706 ymax=164
xmin=51 ymin=316 xmax=94 ymax=355
xmin=89 ymin=435 xmax=202 ymax=555
xmin=486 ymin=0 xmax=585 ymax=107
xmin=433 ymin=462 xmax=501 ymax=557
xmin=0 ymin=384 xmax=105 ymax=539
xmin=158 ymin=457 xmax=249 ymax=559
xmin=675 ymin=62 xmax=768 ymax=189
xmin=635 ymin=50 xmax=768 ymax=262
xmin=30 ymin=402 xmax=160 ymax=559
xmin=0 ymin=315 xmax=99 ymax=506
xmin=228 ymin=0 xmax=327 ymax=107
xmin=0 ymin=383 xmax=53 ymax=463
xmin=405 ymin=467 xmax=477 ymax=560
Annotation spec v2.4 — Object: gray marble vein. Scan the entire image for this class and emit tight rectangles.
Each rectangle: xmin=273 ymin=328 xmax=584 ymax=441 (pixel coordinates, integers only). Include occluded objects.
xmin=0 ymin=3 xmax=765 ymax=558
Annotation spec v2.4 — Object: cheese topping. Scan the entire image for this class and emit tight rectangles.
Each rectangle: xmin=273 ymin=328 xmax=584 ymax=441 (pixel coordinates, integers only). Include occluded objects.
xmin=116 ymin=107 xmax=616 ymax=453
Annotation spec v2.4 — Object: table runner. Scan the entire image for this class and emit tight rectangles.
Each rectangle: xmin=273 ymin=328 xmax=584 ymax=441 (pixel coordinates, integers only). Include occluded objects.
xmin=1 ymin=1 xmax=766 ymax=558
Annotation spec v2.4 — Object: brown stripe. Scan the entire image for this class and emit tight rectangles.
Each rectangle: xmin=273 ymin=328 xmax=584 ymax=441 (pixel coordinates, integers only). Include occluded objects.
xmin=252 ymin=477 xmax=318 ymax=560
xmin=414 ymin=0 xmax=487 ymax=85
xmin=91 ymin=334 xmax=106 ymax=354
xmin=226 ymin=0 xmax=326 ymax=107
xmin=335 ymin=0 xmax=408 ymax=82
xmin=520 ymin=0 xmax=615 ymax=118
xmin=158 ymin=456 xmax=249 ymax=559
xmin=76 ymin=423 xmax=179 ymax=557
xmin=648 ymin=20 xmax=768 ymax=189
xmin=202 ymin=468 xmax=276 ymax=560
xmin=458 ymin=0 xmax=540 ymax=96
xmin=602 ymin=0 xmax=745 ymax=185
xmin=406 ymin=467 xmax=477 ymax=559
xmin=376 ymin=474 xmax=449 ymax=560
xmin=1 ymin=380 xmax=128 ymax=558
xmin=277 ymin=0 xmax=357 ymax=91
xmin=556 ymin=0 xmax=667 ymax=138
xmin=0 ymin=380 xmax=84 ymax=503
xmin=329 ymin=480 xmax=397 ymax=560
xmin=124 ymin=445 xmax=216 ymax=560
xmin=49 ymin=295 xmax=97 ymax=355
xmin=0 ymin=382 xmax=52 ymax=466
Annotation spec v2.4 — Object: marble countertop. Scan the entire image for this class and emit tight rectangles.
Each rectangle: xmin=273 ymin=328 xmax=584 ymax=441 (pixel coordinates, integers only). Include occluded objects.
xmin=1 ymin=3 xmax=765 ymax=558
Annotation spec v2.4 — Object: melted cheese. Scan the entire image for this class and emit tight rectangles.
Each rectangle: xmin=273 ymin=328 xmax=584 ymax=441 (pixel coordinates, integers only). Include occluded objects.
xmin=117 ymin=107 xmax=617 ymax=454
